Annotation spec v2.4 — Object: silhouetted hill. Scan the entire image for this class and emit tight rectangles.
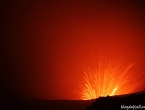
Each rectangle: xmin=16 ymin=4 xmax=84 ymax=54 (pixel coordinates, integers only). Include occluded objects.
xmin=1 ymin=99 xmax=95 ymax=110
xmin=1 ymin=91 xmax=145 ymax=110
xmin=87 ymin=91 xmax=145 ymax=110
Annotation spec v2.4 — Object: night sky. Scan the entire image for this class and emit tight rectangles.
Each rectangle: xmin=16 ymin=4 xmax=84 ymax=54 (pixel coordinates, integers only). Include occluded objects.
xmin=1 ymin=0 xmax=145 ymax=100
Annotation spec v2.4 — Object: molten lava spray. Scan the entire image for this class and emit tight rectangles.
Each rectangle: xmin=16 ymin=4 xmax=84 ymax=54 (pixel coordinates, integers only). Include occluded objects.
xmin=79 ymin=58 xmax=144 ymax=100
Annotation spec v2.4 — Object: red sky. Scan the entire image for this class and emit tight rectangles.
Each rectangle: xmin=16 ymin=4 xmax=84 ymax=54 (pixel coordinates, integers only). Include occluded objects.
xmin=1 ymin=0 xmax=145 ymax=100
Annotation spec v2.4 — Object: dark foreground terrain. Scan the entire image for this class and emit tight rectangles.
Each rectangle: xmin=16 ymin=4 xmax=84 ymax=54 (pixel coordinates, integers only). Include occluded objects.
xmin=1 ymin=98 xmax=95 ymax=110
xmin=87 ymin=91 xmax=145 ymax=110
xmin=1 ymin=91 xmax=145 ymax=110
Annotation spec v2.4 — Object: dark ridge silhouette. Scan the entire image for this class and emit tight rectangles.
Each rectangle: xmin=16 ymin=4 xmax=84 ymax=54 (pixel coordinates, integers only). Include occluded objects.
xmin=1 ymin=98 xmax=95 ymax=110
xmin=1 ymin=91 xmax=145 ymax=110
xmin=87 ymin=91 xmax=145 ymax=110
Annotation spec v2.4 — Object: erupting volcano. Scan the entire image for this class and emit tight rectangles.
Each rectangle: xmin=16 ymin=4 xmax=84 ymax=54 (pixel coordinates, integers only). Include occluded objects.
xmin=78 ymin=57 xmax=144 ymax=100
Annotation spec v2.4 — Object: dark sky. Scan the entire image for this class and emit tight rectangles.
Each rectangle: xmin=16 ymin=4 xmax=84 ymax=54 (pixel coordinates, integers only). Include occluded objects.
xmin=1 ymin=0 xmax=145 ymax=100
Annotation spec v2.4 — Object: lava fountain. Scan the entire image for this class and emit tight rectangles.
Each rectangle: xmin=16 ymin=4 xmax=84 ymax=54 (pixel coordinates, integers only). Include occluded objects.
xmin=78 ymin=58 xmax=144 ymax=100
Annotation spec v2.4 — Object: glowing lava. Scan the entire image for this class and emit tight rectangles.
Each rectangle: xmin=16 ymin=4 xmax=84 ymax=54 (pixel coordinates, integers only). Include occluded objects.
xmin=79 ymin=58 xmax=144 ymax=100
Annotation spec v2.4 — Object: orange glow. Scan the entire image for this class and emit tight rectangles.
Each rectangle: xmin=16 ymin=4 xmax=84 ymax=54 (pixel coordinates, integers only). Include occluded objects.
xmin=78 ymin=58 xmax=144 ymax=100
